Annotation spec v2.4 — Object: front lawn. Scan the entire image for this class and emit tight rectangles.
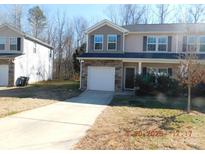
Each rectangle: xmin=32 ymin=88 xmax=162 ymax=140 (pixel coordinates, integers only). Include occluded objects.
xmin=0 ymin=80 xmax=80 ymax=118
xmin=75 ymin=95 xmax=205 ymax=150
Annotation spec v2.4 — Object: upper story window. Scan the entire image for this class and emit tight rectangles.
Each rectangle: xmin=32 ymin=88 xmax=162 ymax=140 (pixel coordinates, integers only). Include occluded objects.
xmin=147 ymin=36 xmax=168 ymax=51
xmin=10 ymin=37 xmax=17 ymax=51
xmin=0 ymin=37 xmax=6 ymax=50
xmin=185 ymin=35 xmax=205 ymax=52
xmin=158 ymin=37 xmax=168 ymax=51
xmin=187 ymin=36 xmax=197 ymax=52
xmin=199 ymin=36 xmax=205 ymax=52
xmin=107 ymin=34 xmax=117 ymax=50
xmin=94 ymin=34 xmax=103 ymax=50
xmin=147 ymin=37 xmax=156 ymax=51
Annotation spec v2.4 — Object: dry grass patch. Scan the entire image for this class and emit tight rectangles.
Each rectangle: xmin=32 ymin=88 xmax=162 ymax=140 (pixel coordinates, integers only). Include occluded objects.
xmin=75 ymin=96 xmax=205 ymax=150
xmin=0 ymin=97 xmax=55 ymax=118
xmin=0 ymin=80 xmax=81 ymax=118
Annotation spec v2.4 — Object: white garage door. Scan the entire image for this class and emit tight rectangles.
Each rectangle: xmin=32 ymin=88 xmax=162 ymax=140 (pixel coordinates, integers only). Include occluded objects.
xmin=87 ymin=66 xmax=115 ymax=91
xmin=0 ymin=65 xmax=9 ymax=86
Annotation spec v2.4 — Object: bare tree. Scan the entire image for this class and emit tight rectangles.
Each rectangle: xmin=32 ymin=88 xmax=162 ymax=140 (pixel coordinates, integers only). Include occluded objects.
xmin=105 ymin=4 xmax=146 ymax=26
xmin=177 ymin=53 xmax=205 ymax=113
xmin=188 ymin=4 xmax=205 ymax=23
xmin=155 ymin=4 xmax=172 ymax=24
xmin=0 ymin=9 xmax=9 ymax=24
xmin=120 ymin=4 xmax=146 ymax=25
xmin=105 ymin=5 xmax=120 ymax=24
xmin=10 ymin=5 xmax=23 ymax=29
xmin=63 ymin=23 xmax=75 ymax=79
xmin=141 ymin=4 xmax=150 ymax=24
xmin=175 ymin=5 xmax=190 ymax=23
xmin=73 ymin=16 xmax=88 ymax=48
xmin=53 ymin=11 xmax=66 ymax=79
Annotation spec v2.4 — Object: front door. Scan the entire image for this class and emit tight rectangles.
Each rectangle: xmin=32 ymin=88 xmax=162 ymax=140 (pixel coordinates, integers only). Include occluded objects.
xmin=125 ymin=67 xmax=135 ymax=89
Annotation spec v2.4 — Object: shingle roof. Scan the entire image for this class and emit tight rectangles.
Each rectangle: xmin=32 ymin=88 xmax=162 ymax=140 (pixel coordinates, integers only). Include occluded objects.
xmin=122 ymin=23 xmax=205 ymax=33
xmin=79 ymin=52 xmax=205 ymax=59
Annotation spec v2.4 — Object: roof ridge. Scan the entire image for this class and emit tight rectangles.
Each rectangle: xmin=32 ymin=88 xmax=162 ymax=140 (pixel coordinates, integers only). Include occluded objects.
xmin=122 ymin=23 xmax=205 ymax=27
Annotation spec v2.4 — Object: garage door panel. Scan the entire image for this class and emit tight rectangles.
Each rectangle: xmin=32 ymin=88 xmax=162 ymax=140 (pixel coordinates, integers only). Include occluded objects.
xmin=0 ymin=65 xmax=9 ymax=86
xmin=87 ymin=66 xmax=115 ymax=91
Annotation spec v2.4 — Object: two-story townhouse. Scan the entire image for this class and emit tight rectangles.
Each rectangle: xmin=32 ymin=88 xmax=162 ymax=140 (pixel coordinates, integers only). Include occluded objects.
xmin=78 ymin=20 xmax=205 ymax=92
xmin=0 ymin=24 xmax=53 ymax=86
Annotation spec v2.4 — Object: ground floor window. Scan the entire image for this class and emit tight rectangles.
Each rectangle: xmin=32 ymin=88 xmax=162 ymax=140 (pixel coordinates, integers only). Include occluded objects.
xmin=147 ymin=67 xmax=168 ymax=76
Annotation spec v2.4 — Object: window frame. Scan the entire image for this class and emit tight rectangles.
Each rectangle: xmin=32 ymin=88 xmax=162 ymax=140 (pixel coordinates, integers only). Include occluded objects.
xmin=147 ymin=36 xmax=157 ymax=51
xmin=0 ymin=37 xmax=6 ymax=50
xmin=147 ymin=67 xmax=169 ymax=76
xmin=199 ymin=36 xmax=205 ymax=52
xmin=147 ymin=36 xmax=168 ymax=52
xmin=185 ymin=35 xmax=205 ymax=52
xmin=107 ymin=34 xmax=117 ymax=51
xmin=9 ymin=37 xmax=18 ymax=51
xmin=187 ymin=35 xmax=198 ymax=52
xmin=94 ymin=34 xmax=103 ymax=51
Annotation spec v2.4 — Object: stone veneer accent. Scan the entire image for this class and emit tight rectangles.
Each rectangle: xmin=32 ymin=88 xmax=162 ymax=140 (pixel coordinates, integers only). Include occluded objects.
xmin=81 ymin=60 xmax=123 ymax=92
xmin=0 ymin=59 xmax=14 ymax=86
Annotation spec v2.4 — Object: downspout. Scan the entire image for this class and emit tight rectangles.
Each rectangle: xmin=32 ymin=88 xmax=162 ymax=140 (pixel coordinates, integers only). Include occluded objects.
xmin=86 ymin=34 xmax=88 ymax=53
xmin=123 ymin=33 xmax=125 ymax=52
xmin=51 ymin=49 xmax=54 ymax=80
xmin=79 ymin=59 xmax=84 ymax=89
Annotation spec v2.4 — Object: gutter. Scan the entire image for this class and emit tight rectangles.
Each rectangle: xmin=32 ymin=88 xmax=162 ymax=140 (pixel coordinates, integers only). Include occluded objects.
xmin=24 ymin=35 xmax=53 ymax=49
xmin=77 ymin=57 xmax=205 ymax=64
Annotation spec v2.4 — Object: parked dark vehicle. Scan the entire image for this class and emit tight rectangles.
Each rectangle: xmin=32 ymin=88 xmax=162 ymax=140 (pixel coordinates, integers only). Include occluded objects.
xmin=16 ymin=76 xmax=29 ymax=87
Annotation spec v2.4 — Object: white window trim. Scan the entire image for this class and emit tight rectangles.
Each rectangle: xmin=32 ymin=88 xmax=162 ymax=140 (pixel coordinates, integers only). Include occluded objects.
xmin=94 ymin=34 xmax=103 ymax=51
xmin=107 ymin=34 xmax=117 ymax=51
xmin=9 ymin=37 xmax=17 ymax=51
xmin=124 ymin=66 xmax=136 ymax=90
xmin=147 ymin=36 xmax=168 ymax=52
xmin=187 ymin=35 xmax=205 ymax=52
xmin=0 ymin=37 xmax=6 ymax=50
xmin=147 ymin=67 xmax=169 ymax=76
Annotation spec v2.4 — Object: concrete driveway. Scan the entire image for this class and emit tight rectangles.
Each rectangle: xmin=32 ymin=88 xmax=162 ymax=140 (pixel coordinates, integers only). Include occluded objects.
xmin=0 ymin=90 xmax=113 ymax=150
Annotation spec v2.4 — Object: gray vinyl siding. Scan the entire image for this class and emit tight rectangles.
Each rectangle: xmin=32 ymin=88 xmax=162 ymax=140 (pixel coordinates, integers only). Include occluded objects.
xmin=88 ymin=25 xmax=123 ymax=52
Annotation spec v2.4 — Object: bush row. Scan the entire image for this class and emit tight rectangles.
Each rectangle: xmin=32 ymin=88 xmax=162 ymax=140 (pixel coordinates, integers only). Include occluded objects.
xmin=135 ymin=74 xmax=205 ymax=97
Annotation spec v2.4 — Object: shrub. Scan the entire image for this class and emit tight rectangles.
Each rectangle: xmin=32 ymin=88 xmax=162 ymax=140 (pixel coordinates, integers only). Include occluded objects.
xmin=156 ymin=75 xmax=183 ymax=96
xmin=135 ymin=74 xmax=182 ymax=97
xmin=135 ymin=74 xmax=156 ymax=96
xmin=192 ymin=82 xmax=205 ymax=97
xmin=156 ymin=75 xmax=171 ymax=92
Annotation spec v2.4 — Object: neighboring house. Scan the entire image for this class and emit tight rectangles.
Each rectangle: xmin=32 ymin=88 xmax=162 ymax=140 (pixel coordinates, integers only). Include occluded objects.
xmin=78 ymin=19 xmax=205 ymax=92
xmin=0 ymin=24 xmax=53 ymax=86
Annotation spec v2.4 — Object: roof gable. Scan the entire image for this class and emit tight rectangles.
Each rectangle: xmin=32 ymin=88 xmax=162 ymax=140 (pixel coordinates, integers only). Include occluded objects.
xmin=0 ymin=23 xmax=53 ymax=49
xmin=0 ymin=24 xmax=25 ymax=36
xmin=86 ymin=19 xmax=128 ymax=34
